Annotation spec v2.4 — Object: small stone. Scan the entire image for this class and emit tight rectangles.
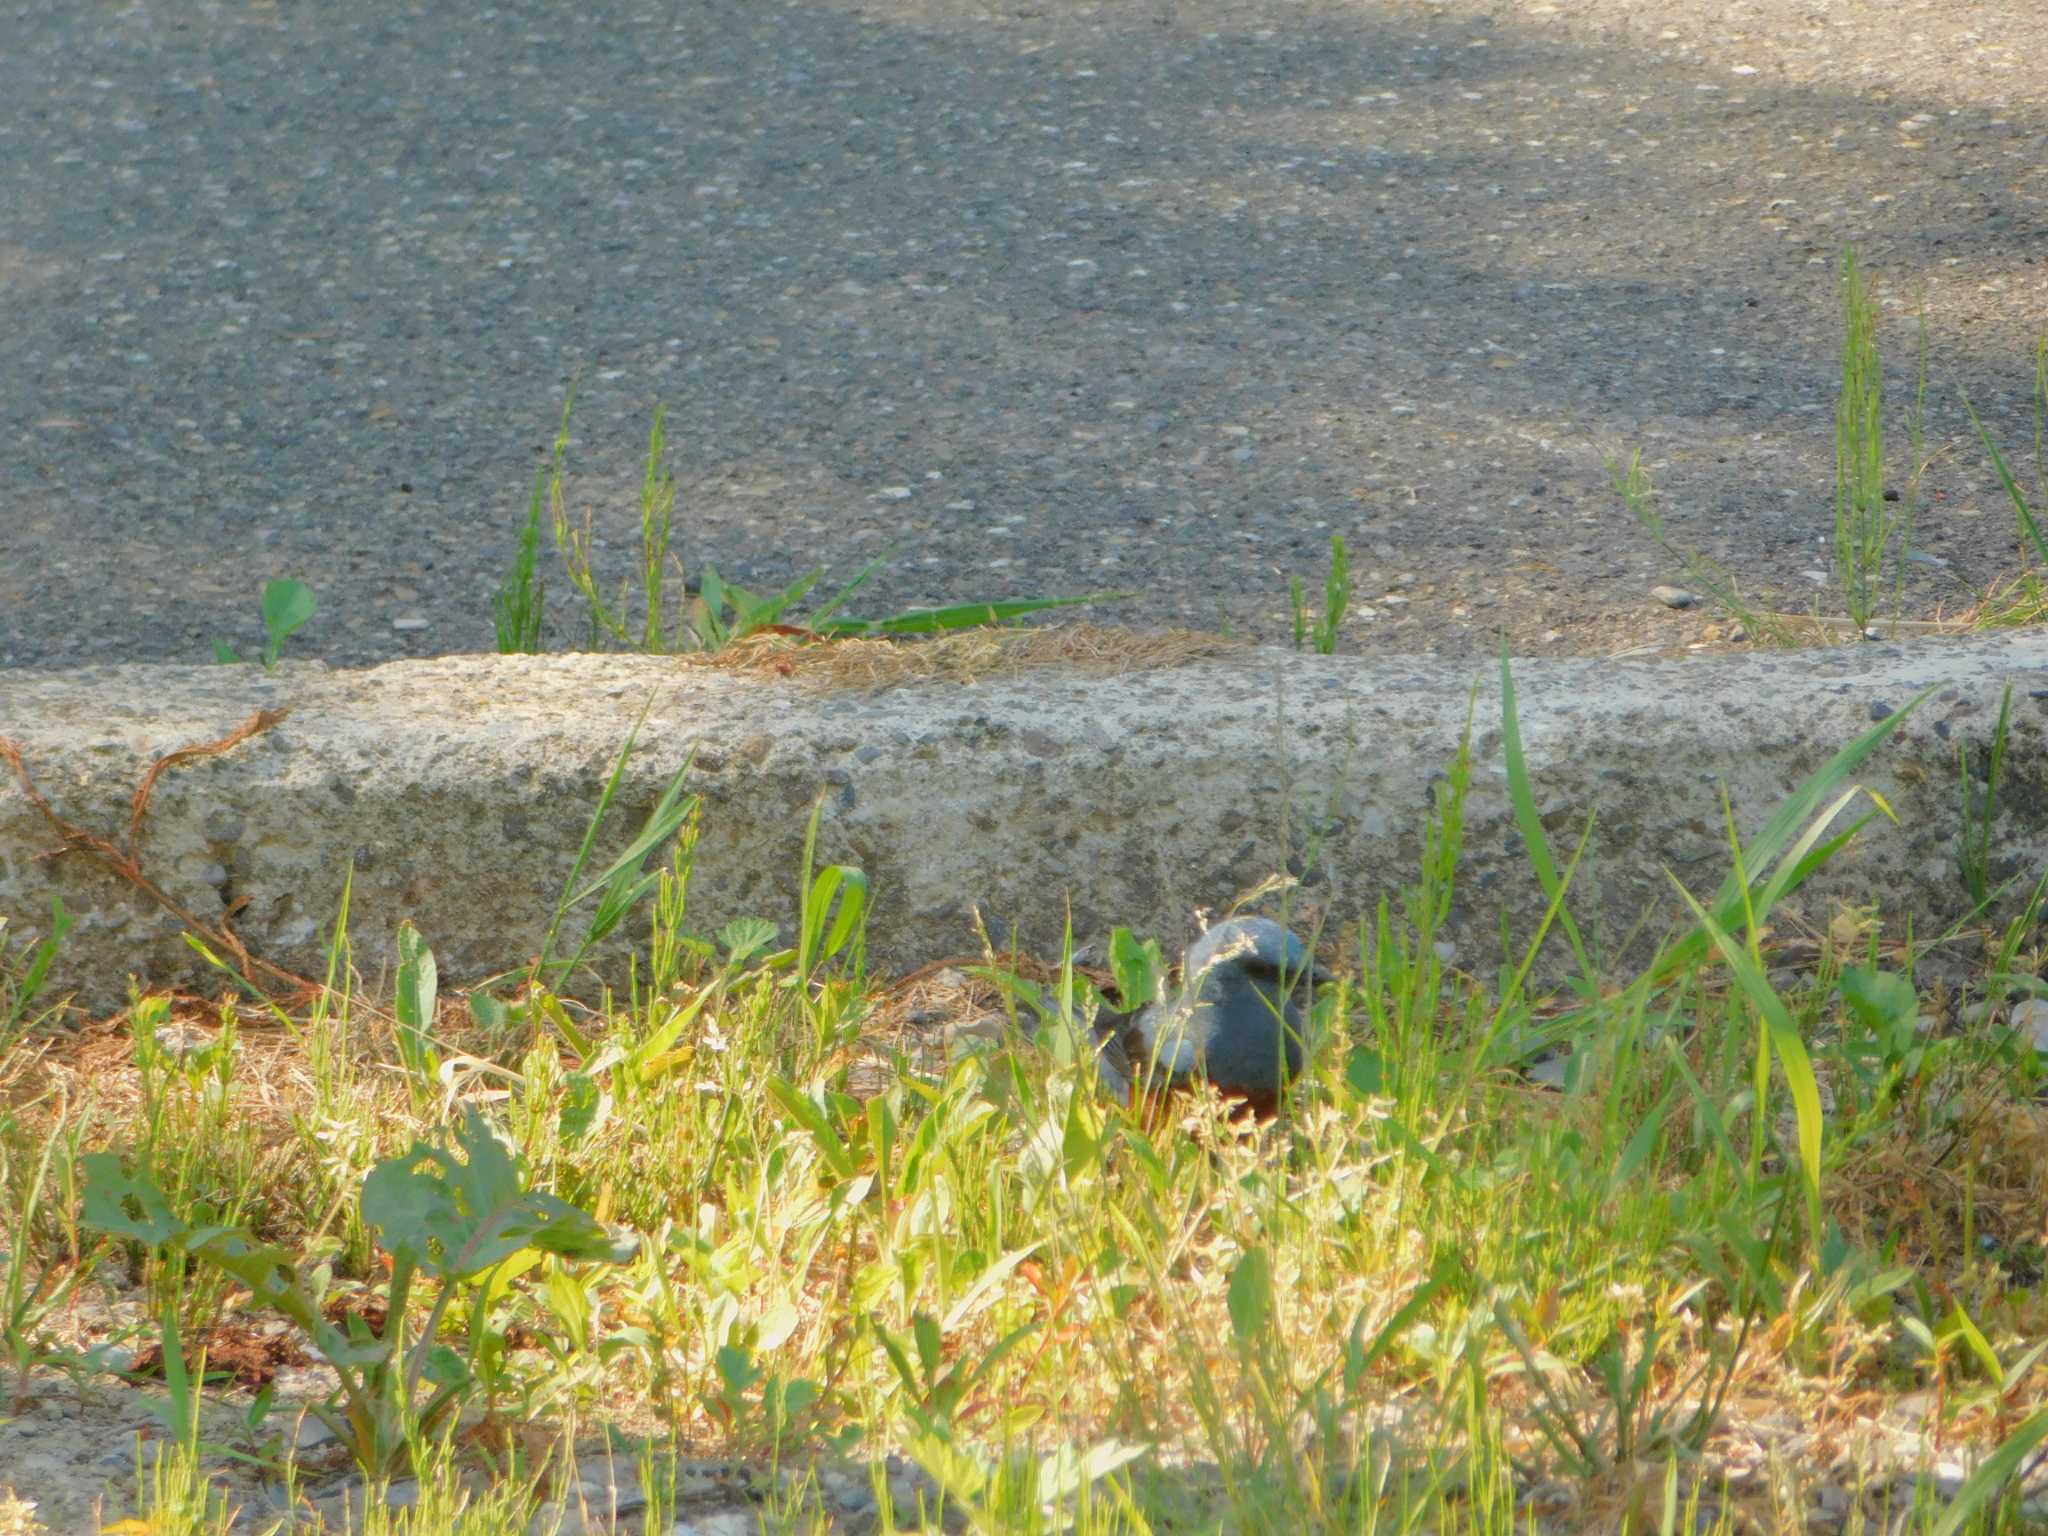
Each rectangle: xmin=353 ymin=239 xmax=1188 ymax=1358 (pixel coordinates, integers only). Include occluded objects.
xmin=202 ymin=809 xmax=246 ymax=843
xmin=884 ymin=1455 xmax=940 ymax=1516
xmin=98 ymin=1434 xmax=154 ymax=1471
xmin=667 ymin=1512 xmax=759 ymax=1536
xmin=944 ymin=1015 xmax=1008 ymax=1058
xmin=1527 ymin=1053 xmax=1572 ymax=1089
xmin=1868 ymin=700 xmax=1894 ymax=722
xmin=392 ymin=617 xmax=430 ymax=632
xmin=1518 ymin=1479 xmax=1578 ymax=1515
xmin=283 ymin=1410 xmax=339 ymax=1454
xmin=573 ymin=1461 xmax=647 ymax=1516
xmin=819 ymin=1465 xmax=876 ymax=1517
xmin=2012 ymin=997 xmax=2048 ymax=1053
xmin=1650 ymin=585 xmax=1698 ymax=609
xmin=152 ymin=1023 xmax=215 ymax=1063
xmin=1813 ymin=1484 xmax=1853 ymax=1528
xmin=874 ymin=486 xmax=913 ymax=501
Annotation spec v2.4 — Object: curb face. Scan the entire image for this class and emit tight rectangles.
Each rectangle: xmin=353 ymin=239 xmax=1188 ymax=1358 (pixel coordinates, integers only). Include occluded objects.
xmin=3 ymin=638 xmax=2045 ymax=1012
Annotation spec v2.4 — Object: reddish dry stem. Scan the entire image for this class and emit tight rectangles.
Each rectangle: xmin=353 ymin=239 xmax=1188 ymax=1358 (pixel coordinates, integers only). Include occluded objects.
xmin=0 ymin=709 xmax=318 ymax=1003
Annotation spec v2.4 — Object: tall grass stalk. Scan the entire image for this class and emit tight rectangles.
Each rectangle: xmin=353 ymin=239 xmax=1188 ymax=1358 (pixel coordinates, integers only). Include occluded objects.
xmin=1833 ymin=246 xmax=1901 ymax=633
xmin=639 ymin=406 xmax=678 ymax=653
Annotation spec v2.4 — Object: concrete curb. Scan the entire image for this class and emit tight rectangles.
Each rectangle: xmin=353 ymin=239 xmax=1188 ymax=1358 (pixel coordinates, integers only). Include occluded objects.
xmin=3 ymin=637 xmax=2046 ymax=1012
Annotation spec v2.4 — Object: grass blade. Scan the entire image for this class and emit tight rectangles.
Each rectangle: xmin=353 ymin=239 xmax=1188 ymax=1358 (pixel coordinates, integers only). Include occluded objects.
xmin=1669 ymin=879 xmax=1825 ymax=1250
xmin=1961 ymin=389 xmax=2048 ymax=567
xmin=813 ymin=593 xmax=1128 ymax=637
xmin=1499 ymin=648 xmax=1595 ymax=980
xmin=1928 ymin=1406 xmax=2048 ymax=1536
xmin=1651 ymin=689 xmax=1929 ymax=985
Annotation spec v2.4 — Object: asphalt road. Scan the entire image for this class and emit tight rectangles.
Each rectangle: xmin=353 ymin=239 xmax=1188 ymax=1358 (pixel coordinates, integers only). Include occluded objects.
xmin=3 ymin=0 xmax=2044 ymax=669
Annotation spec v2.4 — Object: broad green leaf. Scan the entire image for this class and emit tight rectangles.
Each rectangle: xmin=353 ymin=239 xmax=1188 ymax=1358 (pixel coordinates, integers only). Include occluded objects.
xmin=262 ymin=579 xmax=317 ymax=640
xmin=1228 ymin=1247 xmax=1273 ymax=1344
xmin=361 ymin=1107 xmax=637 ymax=1278
xmin=913 ymin=1313 xmax=943 ymax=1379
xmin=1345 ymin=1045 xmax=1388 ymax=1099
xmin=394 ymin=922 xmax=439 ymax=1080
xmin=1838 ymin=966 xmax=1917 ymax=1039
xmin=559 ymin=1071 xmax=612 ymax=1145
xmin=1108 ymin=927 xmax=1164 ymax=1010
xmin=765 ymin=1078 xmax=859 ymax=1181
xmin=756 ymin=1300 xmax=801 ymax=1353
xmin=1940 ymin=1303 xmax=2005 ymax=1385
xmin=467 ymin=990 xmax=512 ymax=1037
xmin=80 ymin=1154 xmax=180 ymax=1244
xmin=718 ymin=917 xmax=779 ymax=962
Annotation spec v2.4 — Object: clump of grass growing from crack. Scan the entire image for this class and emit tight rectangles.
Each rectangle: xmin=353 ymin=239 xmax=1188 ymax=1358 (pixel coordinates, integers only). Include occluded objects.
xmin=502 ymin=394 xmax=1126 ymax=657
xmin=1289 ymin=534 xmax=1350 ymax=654
xmin=1833 ymin=246 xmax=1907 ymax=635
xmin=492 ymin=404 xmax=560 ymax=655
xmin=1955 ymin=683 xmax=2014 ymax=913
xmin=0 ymin=899 xmax=72 ymax=1054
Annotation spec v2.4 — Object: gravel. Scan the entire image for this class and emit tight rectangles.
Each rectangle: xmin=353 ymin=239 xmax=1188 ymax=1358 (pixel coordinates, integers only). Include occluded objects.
xmin=7 ymin=1374 xmax=2048 ymax=1536
xmin=2 ymin=0 xmax=2045 ymax=671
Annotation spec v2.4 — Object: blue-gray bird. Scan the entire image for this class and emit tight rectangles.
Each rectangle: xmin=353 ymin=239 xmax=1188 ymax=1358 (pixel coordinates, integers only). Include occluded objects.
xmin=1099 ymin=917 xmax=1329 ymax=1119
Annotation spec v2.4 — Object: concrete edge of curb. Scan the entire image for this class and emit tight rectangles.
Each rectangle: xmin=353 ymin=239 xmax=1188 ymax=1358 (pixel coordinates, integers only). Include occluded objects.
xmin=3 ymin=633 xmax=2046 ymax=1012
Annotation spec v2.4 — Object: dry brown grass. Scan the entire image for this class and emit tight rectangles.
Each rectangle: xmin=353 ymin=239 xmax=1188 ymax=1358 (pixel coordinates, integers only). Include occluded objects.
xmin=672 ymin=623 xmax=1245 ymax=692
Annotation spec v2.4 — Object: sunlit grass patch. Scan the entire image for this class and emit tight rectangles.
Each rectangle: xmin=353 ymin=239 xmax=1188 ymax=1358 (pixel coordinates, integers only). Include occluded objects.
xmin=3 ymin=665 xmax=2046 ymax=1535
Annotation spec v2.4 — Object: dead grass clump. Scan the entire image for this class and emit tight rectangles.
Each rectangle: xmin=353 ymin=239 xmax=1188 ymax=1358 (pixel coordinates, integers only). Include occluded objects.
xmin=674 ymin=623 xmax=1244 ymax=692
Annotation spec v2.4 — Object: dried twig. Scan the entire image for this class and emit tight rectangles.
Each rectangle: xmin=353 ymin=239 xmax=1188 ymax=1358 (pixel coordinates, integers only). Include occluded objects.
xmin=0 ymin=709 xmax=318 ymax=1002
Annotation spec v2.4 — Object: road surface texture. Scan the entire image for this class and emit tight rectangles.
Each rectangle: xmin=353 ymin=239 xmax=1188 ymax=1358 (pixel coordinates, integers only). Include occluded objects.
xmin=2 ymin=0 xmax=2044 ymax=668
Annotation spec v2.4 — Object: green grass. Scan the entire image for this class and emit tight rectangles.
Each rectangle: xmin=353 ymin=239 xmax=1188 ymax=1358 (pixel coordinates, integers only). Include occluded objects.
xmin=5 ymin=664 xmax=2047 ymax=1536
xmin=1290 ymin=534 xmax=1351 ymax=655
xmin=1834 ymin=246 xmax=1906 ymax=635
xmin=1617 ymin=252 xmax=2048 ymax=648
xmin=1609 ymin=448 xmax=1788 ymax=644
xmin=493 ymin=395 xmax=1127 ymax=657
